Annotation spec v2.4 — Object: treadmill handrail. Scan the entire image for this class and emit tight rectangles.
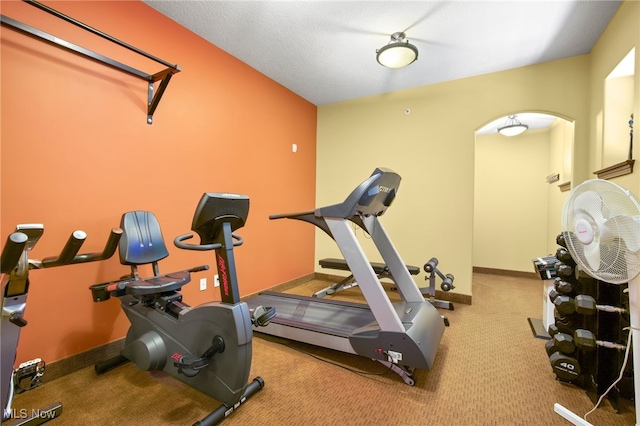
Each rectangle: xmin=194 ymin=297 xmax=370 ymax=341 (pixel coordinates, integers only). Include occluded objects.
xmin=268 ymin=211 xmax=370 ymax=240
xmin=269 ymin=210 xmax=333 ymax=238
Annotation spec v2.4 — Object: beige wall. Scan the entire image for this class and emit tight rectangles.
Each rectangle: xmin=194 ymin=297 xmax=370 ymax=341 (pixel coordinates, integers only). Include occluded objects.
xmin=589 ymin=0 xmax=639 ymax=193
xmin=316 ymin=1 xmax=637 ymax=299
xmin=473 ymin=129 xmax=550 ymax=272
xmin=317 ymin=55 xmax=590 ymax=298
xmin=604 ymin=74 xmax=635 ymax=166
xmin=546 ymin=119 xmax=574 ymax=255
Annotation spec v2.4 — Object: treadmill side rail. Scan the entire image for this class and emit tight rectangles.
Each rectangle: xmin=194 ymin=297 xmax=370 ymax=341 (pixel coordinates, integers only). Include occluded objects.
xmin=325 ymin=218 xmax=405 ymax=333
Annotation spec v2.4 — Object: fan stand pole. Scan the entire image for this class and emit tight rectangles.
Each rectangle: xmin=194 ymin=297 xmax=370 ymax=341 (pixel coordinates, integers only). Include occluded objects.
xmin=628 ymin=278 xmax=640 ymax=426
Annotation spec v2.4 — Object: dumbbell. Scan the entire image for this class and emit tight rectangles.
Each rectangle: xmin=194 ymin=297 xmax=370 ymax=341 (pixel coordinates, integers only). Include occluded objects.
xmin=553 ymin=295 xmax=576 ymax=315
xmin=546 ymin=334 xmax=580 ymax=381
xmin=554 ymin=278 xmax=574 ymax=295
xmin=573 ymin=329 xmax=627 ymax=351
xmin=553 ymin=311 xmax=579 ymax=335
xmin=545 ymin=328 xmax=581 ymax=382
xmin=554 ymin=262 xmax=574 ymax=278
xmin=545 ymin=340 xmax=558 ymax=356
xmin=577 ymin=294 xmax=627 ymax=315
xmin=556 ymin=247 xmax=576 ymax=266
xmin=552 ymin=332 xmax=575 ymax=354
xmin=553 ymin=294 xmax=627 ymax=316
xmin=556 ymin=233 xmax=567 ymax=249
xmin=549 ymin=352 xmax=581 ymax=381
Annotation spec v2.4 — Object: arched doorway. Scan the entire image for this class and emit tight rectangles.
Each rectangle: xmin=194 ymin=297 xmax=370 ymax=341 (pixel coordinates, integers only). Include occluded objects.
xmin=473 ymin=112 xmax=575 ymax=273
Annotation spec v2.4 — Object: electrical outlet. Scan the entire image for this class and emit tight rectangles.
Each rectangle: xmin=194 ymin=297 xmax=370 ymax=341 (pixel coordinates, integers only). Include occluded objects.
xmin=214 ymin=274 xmax=220 ymax=287
xmin=200 ymin=278 xmax=207 ymax=291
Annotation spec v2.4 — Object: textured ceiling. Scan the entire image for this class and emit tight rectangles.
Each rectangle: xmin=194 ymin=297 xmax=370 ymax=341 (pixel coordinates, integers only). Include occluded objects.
xmin=144 ymin=0 xmax=622 ymax=107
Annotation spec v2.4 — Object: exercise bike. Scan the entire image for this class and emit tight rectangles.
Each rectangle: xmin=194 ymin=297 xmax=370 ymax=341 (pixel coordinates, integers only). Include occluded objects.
xmin=1 ymin=224 xmax=121 ymax=426
xmin=90 ymin=193 xmax=274 ymax=426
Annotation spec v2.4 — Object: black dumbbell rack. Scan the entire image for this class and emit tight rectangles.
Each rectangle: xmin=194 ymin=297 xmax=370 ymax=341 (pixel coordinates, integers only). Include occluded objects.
xmin=545 ymin=233 xmax=634 ymax=413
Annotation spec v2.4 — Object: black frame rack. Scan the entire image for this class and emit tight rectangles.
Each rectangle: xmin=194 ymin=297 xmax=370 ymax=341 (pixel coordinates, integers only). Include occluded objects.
xmin=1 ymin=0 xmax=181 ymax=125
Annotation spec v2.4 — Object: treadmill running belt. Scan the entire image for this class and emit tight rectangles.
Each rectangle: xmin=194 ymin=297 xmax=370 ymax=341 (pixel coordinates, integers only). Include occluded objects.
xmin=247 ymin=291 xmax=377 ymax=338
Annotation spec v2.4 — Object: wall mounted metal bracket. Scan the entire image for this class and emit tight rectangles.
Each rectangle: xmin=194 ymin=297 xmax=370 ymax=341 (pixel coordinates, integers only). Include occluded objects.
xmin=1 ymin=0 xmax=181 ymax=125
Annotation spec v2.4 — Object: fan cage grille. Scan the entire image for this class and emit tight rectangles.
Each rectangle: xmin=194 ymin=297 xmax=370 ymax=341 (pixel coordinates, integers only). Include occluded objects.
xmin=562 ymin=179 xmax=640 ymax=285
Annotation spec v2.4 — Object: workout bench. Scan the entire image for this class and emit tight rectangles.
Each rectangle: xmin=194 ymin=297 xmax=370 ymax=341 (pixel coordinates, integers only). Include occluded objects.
xmin=316 ymin=257 xmax=419 ymax=298
xmin=317 ymin=257 xmax=454 ymax=311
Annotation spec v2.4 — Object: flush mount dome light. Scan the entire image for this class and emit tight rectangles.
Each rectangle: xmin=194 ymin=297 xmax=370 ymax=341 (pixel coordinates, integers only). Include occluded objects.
xmin=497 ymin=115 xmax=529 ymax=136
xmin=376 ymin=32 xmax=418 ymax=69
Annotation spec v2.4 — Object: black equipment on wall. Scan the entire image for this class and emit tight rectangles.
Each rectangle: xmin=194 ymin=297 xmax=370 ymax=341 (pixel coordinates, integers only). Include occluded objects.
xmin=0 ymin=0 xmax=181 ymax=124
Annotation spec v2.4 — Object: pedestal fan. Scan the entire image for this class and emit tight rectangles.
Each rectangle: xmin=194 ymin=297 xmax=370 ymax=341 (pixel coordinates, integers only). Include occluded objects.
xmin=557 ymin=178 xmax=640 ymax=425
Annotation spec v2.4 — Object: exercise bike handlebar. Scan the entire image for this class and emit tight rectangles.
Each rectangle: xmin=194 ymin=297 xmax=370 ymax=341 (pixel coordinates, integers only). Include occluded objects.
xmin=1 ymin=232 xmax=29 ymax=274
xmin=174 ymin=233 xmax=243 ymax=251
xmin=39 ymin=228 xmax=123 ymax=268
xmin=66 ymin=228 xmax=122 ymax=264
xmin=187 ymin=265 xmax=210 ymax=273
xmin=40 ymin=230 xmax=87 ymax=267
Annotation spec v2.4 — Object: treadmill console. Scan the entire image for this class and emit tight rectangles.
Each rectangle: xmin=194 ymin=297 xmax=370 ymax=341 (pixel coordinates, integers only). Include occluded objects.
xmin=354 ymin=167 xmax=400 ymax=215
xmin=317 ymin=167 xmax=401 ymax=219
xmin=191 ymin=193 xmax=249 ymax=244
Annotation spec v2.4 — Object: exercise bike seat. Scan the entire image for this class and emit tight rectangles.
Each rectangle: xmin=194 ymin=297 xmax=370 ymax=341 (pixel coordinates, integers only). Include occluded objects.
xmin=121 ymin=271 xmax=191 ymax=295
xmin=90 ymin=271 xmax=191 ymax=301
xmin=119 ymin=210 xmax=169 ymax=265
xmin=90 ymin=211 xmax=207 ymax=302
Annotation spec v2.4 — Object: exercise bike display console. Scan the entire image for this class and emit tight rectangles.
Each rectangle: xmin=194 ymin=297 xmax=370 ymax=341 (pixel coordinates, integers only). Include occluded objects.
xmin=90 ymin=193 xmax=272 ymax=426
xmin=1 ymin=224 xmax=122 ymax=426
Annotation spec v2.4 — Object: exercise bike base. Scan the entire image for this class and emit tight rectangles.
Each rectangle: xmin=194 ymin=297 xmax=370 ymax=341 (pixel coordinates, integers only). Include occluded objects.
xmin=193 ymin=377 xmax=264 ymax=426
xmin=3 ymin=402 xmax=62 ymax=426
xmin=94 ymin=354 xmax=129 ymax=375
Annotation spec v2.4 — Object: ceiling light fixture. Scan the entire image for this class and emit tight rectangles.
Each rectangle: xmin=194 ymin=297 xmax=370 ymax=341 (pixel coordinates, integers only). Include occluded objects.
xmin=497 ymin=115 xmax=529 ymax=136
xmin=376 ymin=32 xmax=418 ymax=69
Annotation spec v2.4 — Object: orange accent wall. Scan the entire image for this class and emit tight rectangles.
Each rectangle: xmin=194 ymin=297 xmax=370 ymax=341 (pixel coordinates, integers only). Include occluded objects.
xmin=1 ymin=0 xmax=317 ymax=364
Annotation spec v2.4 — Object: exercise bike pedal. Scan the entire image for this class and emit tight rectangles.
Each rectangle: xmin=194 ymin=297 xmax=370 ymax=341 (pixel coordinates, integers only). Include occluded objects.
xmin=250 ymin=305 xmax=276 ymax=327
xmin=174 ymin=354 xmax=209 ymax=378
xmin=174 ymin=336 xmax=226 ymax=377
xmin=13 ymin=358 xmax=46 ymax=394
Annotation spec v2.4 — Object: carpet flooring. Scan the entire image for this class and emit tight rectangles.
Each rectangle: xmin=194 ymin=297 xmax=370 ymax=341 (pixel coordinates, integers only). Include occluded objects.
xmin=5 ymin=273 xmax=635 ymax=425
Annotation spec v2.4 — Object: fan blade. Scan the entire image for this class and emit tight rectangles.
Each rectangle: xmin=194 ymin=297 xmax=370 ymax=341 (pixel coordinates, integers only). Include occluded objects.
xmin=573 ymin=191 xmax=605 ymax=223
xmin=583 ymin=242 xmax=601 ymax=271
xmin=605 ymin=215 xmax=640 ymax=252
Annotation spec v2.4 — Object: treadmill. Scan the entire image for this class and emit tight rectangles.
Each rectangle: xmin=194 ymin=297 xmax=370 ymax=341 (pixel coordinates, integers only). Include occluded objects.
xmin=245 ymin=167 xmax=446 ymax=385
